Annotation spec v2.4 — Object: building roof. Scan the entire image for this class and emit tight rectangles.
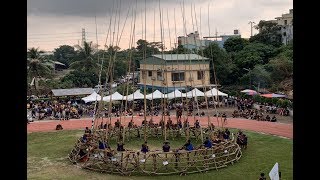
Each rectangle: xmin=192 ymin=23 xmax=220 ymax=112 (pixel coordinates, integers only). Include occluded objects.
xmin=51 ymin=88 xmax=94 ymax=97
xmin=152 ymin=54 xmax=209 ymax=61
xmin=53 ymin=61 xmax=66 ymax=66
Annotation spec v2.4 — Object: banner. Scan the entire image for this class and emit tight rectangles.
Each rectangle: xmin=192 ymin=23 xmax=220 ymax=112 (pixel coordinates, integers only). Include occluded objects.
xmin=269 ymin=162 xmax=279 ymax=180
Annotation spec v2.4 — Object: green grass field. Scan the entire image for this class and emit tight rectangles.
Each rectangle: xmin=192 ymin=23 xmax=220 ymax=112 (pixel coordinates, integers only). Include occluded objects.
xmin=27 ymin=129 xmax=292 ymax=180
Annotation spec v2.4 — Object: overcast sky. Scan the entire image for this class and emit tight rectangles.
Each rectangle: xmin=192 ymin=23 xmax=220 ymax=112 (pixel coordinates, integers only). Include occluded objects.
xmin=27 ymin=0 xmax=293 ymax=51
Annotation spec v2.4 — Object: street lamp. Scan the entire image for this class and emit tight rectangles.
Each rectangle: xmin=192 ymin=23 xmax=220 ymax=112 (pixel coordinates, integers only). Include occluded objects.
xmin=243 ymin=68 xmax=252 ymax=89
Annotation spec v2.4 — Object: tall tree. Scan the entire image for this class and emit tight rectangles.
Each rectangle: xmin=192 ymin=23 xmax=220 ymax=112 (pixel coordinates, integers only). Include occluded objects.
xmin=240 ymin=65 xmax=271 ymax=89
xmin=69 ymin=41 xmax=99 ymax=72
xmin=27 ymin=47 xmax=53 ymax=94
xmin=234 ymin=42 xmax=276 ymax=71
xmin=250 ymin=20 xmax=282 ymax=47
xmin=202 ymin=43 xmax=235 ymax=85
xmin=223 ymin=37 xmax=249 ymax=53
xmin=53 ymin=45 xmax=77 ymax=67
xmin=27 ymin=47 xmax=53 ymax=79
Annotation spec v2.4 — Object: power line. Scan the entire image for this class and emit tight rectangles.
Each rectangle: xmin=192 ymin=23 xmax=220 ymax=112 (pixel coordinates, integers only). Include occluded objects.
xmin=27 ymin=32 xmax=82 ymax=36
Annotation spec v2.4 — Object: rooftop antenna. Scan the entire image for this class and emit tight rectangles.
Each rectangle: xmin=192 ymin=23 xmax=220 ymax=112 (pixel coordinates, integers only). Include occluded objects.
xmin=215 ymin=28 xmax=218 ymax=41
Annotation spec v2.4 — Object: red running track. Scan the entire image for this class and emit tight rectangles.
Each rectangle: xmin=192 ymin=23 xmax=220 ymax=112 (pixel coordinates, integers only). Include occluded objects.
xmin=27 ymin=116 xmax=293 ymax=139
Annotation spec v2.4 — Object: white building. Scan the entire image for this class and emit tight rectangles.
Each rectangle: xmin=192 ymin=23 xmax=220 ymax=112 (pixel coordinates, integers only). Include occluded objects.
xmin=177 ymin=31 xmax=206 ymax=50
xmin=265 ymin=9 xmax=293 ymax=45
xmin=178 ymin=30 xmax=241 ymax=50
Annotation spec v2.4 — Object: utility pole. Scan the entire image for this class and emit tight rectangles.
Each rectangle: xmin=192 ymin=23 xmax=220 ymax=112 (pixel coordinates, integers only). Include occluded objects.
xmin=215 ymin=28 xmax=218 ymax=41
xmin=248 ymin=21 xmax=255 ymax=37
xmin=81 ymin=28 xmax=86 ymax=47
xmin=243 ymin=68 xmax=252 ymax=89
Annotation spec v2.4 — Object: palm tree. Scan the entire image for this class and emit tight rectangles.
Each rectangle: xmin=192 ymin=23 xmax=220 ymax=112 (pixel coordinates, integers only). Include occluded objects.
xmin=27 ymin=47 xmax=53 ymax=94
xmin=69 ymin=41 xmax=99 ymax=72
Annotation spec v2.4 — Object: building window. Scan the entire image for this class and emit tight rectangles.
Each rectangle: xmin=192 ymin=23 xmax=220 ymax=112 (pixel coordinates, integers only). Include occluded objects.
xmin=141 ymin=70 xmax=146 ymax=79
xmin=157 ymin=71 xmax=163 ymax=81
xmin=284 ymin=20 xmax=287 ymax=25
xmin=172 ymin=72 xmax=185 ymax=81
xmin=148 ymin=71 xmax=152 ymax=77
xmin=197 ymin=71 xmax=204 ymax=80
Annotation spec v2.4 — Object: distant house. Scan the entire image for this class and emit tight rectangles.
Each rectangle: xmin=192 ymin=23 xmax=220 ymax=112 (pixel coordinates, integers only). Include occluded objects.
xmin=138 ymin=54 xmax=210 ymax=93
xmin=43 ymin=61 xmax=67 ymax=71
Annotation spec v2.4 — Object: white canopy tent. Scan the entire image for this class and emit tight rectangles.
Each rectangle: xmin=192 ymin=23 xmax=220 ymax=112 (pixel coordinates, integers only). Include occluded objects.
xmin=205 ymin=88 xmax=228 ymax=97
xmin=185 ymin=88 xmax=205 ymax=98
xmin=165 ymin=89 xmax=186 ymax=99
xmin=102 ymin=92 xmax=124 ymax=102
xmin=146 ymin=90 xmax=165 ymax=100
xmin=81 ymin=92 xmax=102 ymax=103
xmin=123 ymin=90 xmax=145 ymax=101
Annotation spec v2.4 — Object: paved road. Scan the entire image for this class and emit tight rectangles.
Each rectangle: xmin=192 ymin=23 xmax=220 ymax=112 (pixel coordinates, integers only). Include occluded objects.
xmin=27 ymin=116 xmax=293 ymax=139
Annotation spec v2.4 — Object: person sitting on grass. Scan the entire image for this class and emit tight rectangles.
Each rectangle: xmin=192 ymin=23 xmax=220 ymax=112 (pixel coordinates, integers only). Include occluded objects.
xmin=117 ymin=139 xmax=125 ymax=152
xmin=141 ymin=141 xmax=149 ymax=153
xmin=98 ymin=140 xmax=109 ymax=150
xmin=55 ymin=124 xmax=63 ymax=130
xmin=78 ymin=148 xmax=89 ymax=162
xmin=259 ymin=172 xmax=266 ymax=180
xmin=223 ymin=128 xmax=231 ymax=140
xmin=162 ymin=141 xmax=170 ymax=152
xmin=203 ymin=136 xmax=213 ymax=148
xmin=271 ymin=115 xmax=277 ymax=122
xmin=181 ymin=139 xmax=194 ymax=151
xmin=81 ymin=134 xmax=88 ymax=143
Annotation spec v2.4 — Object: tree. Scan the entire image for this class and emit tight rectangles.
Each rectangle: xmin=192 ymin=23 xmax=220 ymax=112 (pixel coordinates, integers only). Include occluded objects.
xmin=27 ymin=48 xmax=53 ymax=79
xmin=250 ymin=20 xmax=282 ymax=47
xmin=61 ymin=70 xmax=99 ymax=88
xmin=202 ymin=42 xmax=236 ymax=85
xmin=53 ymin=45 xmax=77 ymax=67
xmin=234 ymin=42 xmax=276 ymax=71
xmin=267 ymin=56 xmax=293 ymax=83
xmin=240 ymin=65 xmax=271 ymax=89
xmin=69 ymin=41 xmax=99 ymax=72
xmin=223 ymin=37 xmax=249 ymax=53
xmin=27 ymin=47 xmax=53 ymax=95
xmin=168 ymin=45 xmax=192 ymax=54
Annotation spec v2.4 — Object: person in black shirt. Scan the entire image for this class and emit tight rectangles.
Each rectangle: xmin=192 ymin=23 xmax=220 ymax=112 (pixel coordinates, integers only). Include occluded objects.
xmin=162 ymin=141 xmax=170 ymax=152
xmin=194 ymin=119 xmax=200 ymax=128
xmin=84 ymin=127 xmax=91 ymax=134
xmin=223 ymin=128 xmax=231 ymax=140
xmin=259 ymin=172 xmax=266 ymax=180
xmin=115 ymin=119 xmax=121 ymax=128
xmin=117 ymin=142 xmax=125 ymax=151
xmin=116 ymin=135 xmax=125 ymax=151
xmin=141 ymin=141 xmax=149 ymax=153
xmin=265 ymin=115 xmax=271 ymax=121
xmin=222 ymin=112 xmax=227 ymax=124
